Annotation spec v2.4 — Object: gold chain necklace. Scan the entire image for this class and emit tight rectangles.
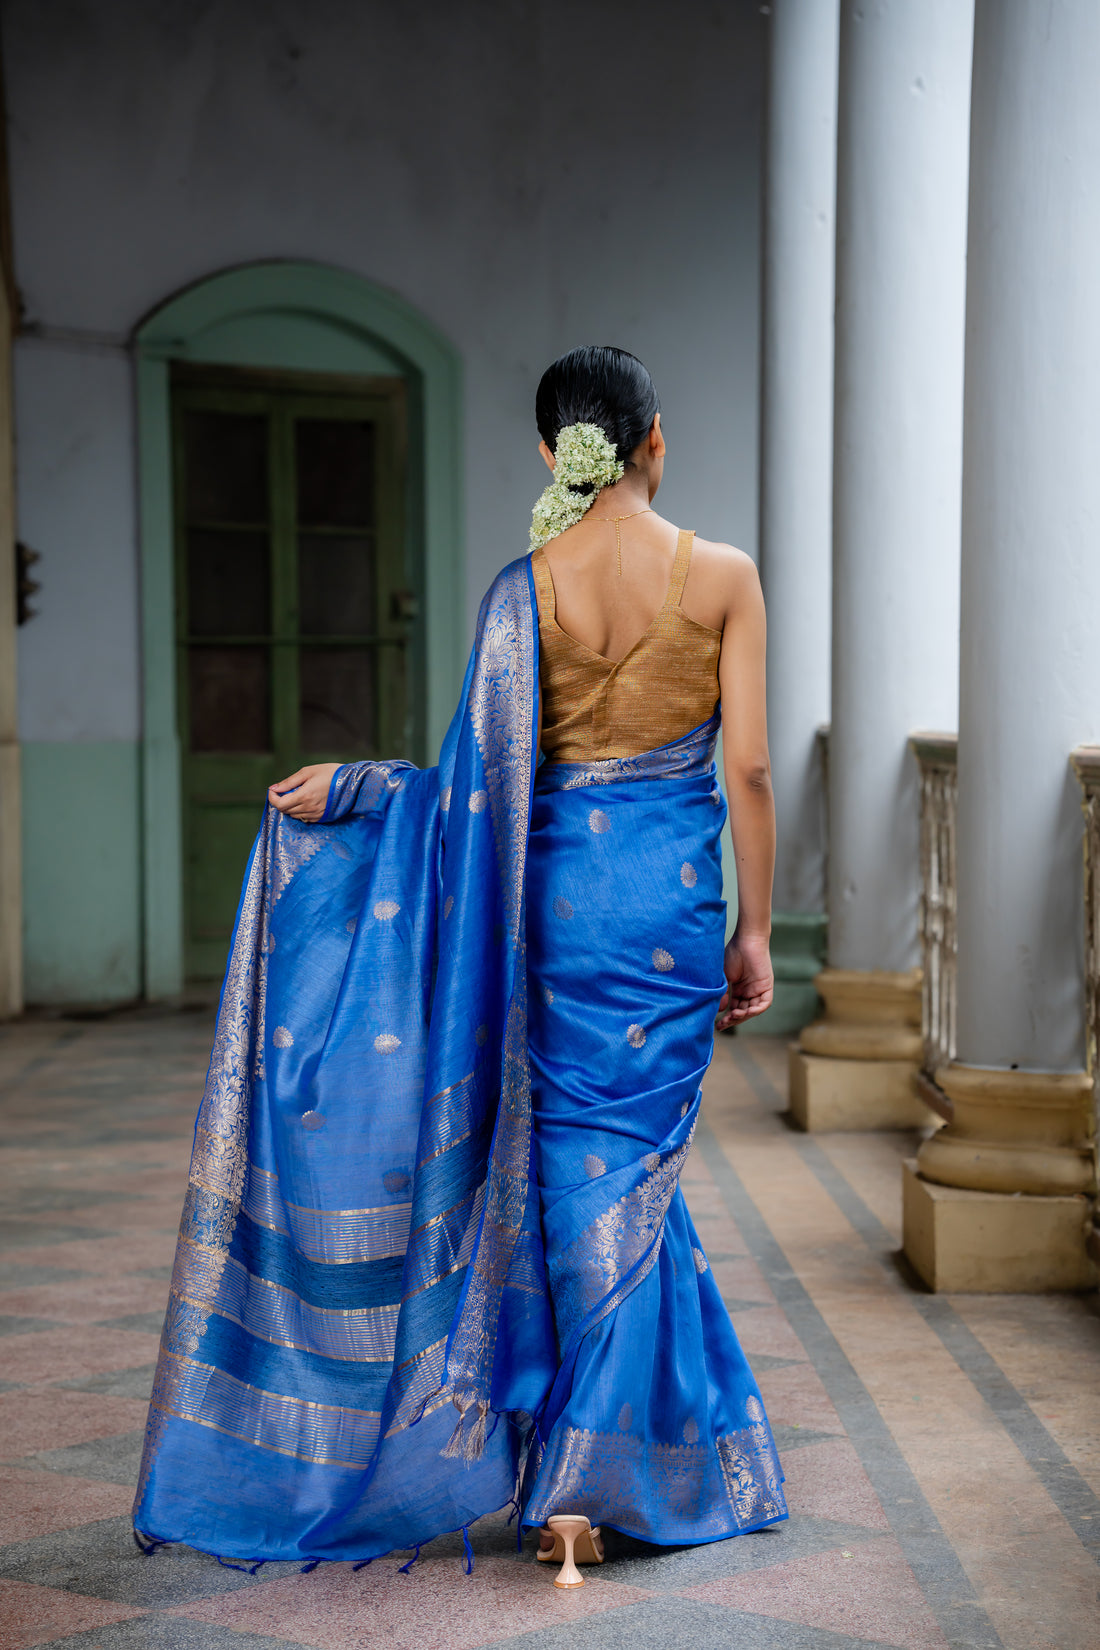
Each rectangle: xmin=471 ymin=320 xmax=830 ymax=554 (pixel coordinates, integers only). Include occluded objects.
xmin=588 ymin=507 xmax=654 ymax=574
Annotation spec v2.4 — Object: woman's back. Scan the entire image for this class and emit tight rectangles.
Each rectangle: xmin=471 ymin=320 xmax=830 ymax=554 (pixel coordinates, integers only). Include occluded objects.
xmin=534 ymin=513 xmax=729 ymax=763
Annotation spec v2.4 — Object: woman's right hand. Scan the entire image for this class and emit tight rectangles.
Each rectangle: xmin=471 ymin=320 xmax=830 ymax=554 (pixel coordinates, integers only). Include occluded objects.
xmin=267 ymin=763 xmax=341 ymax=823
xmin=716 ymin=930 xmax=774 ymax=1030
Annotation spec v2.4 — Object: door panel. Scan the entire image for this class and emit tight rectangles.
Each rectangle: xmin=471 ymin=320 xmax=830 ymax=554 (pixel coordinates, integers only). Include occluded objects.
xmin=173 ymin=372 xmax=412 ymax=981
xmin=187 ymin=531 xmax=271 ymax=637
xmin=182 ymin=409 xmax=268 ymax=522
xmin=298 ymin=646 xmax=377 ymax=751
xmin=294 ymin=417 xmax=375 ymax=525
xmin=186 ymin=647 xmax=271 ymax=752
xmin=297 ymin=534 xmax=376 ymax=634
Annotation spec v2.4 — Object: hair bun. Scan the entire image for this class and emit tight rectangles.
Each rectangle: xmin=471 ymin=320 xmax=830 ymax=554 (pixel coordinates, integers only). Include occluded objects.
xmin=553 ymin=424 xmax=623 ymax=490
xmin=529 ymin=423 xmax=625 ymax=550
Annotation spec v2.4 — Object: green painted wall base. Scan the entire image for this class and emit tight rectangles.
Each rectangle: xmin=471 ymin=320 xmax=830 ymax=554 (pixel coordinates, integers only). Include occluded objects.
xmin=740 ymin=910 xmax=827 ymax=1039
xmin=22 ymin=741 xmax=141 ymax=1006
xmin=19 ymin=738 xmax=830 ymax=1021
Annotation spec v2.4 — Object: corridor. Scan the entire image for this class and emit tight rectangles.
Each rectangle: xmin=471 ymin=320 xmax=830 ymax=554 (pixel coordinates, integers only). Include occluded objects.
xmin=0 ymin=1014 xmax=1096 ymax=1650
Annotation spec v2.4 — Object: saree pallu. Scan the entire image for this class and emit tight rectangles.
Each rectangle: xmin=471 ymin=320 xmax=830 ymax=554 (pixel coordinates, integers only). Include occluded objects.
xmin=133 ymin=555 xmax=786 ymax=1562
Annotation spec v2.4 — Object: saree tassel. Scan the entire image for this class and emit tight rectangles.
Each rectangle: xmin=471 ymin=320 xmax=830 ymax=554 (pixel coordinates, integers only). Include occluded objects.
xmin=132 ymin=1530 xmax=166 ymax=1556
xmin=440 ymin=1414 xmax=468 ymax=1460
xmin=299 ymin=1558 xmax=323 ymax=1574
xmin=398 ymin=1544 xmax=422 ymax=1574
xmin=353 ymin=1557 xmax=374 ymax=1573
xmin=440 ymin=1395 xmax=490 ymax=1461
xmin=465 ymin=1400 xmax=490 ymax=1460
xmin=462 ymin=1524 xmax=475 ymax=1575
xmin=217 ymin=1555 xmax=265 ymax=1575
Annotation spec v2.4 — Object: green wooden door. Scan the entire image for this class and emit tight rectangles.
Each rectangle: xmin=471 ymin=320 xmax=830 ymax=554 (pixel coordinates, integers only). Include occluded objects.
xmin=172 ymin=370 xmax=414 ymax=980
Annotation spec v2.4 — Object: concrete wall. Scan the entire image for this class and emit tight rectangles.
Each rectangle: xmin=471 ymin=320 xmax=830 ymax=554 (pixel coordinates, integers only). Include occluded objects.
xmin=12 ymin=338 xmax=141 ymax=1000
xmin=2 ymin=0 xmax=766 ymax=1003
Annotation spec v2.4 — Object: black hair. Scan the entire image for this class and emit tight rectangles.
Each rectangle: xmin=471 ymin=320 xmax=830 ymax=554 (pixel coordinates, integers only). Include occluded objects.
xmin=535 ymin=346 xmax=660 ymax=491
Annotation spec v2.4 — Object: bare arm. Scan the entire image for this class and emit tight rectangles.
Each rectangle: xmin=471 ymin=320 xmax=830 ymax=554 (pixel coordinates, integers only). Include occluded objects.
xmin=715 ymin=553 xmax=775 ymax=1028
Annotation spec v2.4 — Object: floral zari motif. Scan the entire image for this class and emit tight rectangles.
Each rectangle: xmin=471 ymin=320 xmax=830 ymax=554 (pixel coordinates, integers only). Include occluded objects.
xmin=716 ymin=1395 xmax=786 ymax=1526
xmin=551 ymin=1124 xmax=697 ymax=1351
xmin=539 ymin=1406 xmax=784 ymax=1540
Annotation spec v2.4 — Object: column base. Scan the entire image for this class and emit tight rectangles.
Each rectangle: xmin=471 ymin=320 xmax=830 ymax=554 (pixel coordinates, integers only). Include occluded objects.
xmin=789 ymin=1047 xmax=936 ymax=1131
xmin=902 ymin=1160 xmax=1096 ymax=1292
xmin=916 ymin=1063 xmax=1095 ymax=1195
xmin=788 ymin=967 xmax=931 ymax=1129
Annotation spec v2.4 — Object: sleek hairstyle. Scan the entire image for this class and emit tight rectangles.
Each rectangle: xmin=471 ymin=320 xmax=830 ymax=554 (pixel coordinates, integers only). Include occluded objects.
xmin=535 ymin=346 xmax=660 ymax=491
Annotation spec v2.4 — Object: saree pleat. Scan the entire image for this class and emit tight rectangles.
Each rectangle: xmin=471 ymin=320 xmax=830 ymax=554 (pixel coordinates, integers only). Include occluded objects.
xmin=520 ymin=720 xmax=786 ymax=1542
xmin=133 ymin=555 xmax=786 ymax=1563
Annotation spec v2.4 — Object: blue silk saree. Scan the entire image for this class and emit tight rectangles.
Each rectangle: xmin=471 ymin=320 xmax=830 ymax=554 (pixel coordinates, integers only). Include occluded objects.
xmin=134 ymin=556 xmax=787 ymax=1562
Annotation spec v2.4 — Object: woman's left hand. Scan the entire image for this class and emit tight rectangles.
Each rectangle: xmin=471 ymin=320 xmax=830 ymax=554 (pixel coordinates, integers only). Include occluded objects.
xmin=267 ymin=763 xmax=341 ymax=823
xmin=716 ymin=930 xmax=774 ymax=1030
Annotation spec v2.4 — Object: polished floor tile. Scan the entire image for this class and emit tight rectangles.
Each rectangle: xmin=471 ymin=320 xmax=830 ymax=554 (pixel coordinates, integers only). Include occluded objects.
xmin=0 ymin=1014 xmax=1094 ymax=1650
xmin=682 ymin=1536 xmax=949 ymax=1649
xmin=0 ymin=1390 xmax=150 ymax=1455
xmin=0 ymin=1464 xmax=134 ymax=1543
xmin=0 ymin=1577 xmax=145 ymax=1649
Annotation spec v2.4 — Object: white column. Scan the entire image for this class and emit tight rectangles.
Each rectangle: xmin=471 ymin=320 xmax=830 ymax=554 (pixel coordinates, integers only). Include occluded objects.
xmin=905 ymin=0 xmax=1100 ymax=1292
xmin=955 ymin=0 xmax=1100 ymax=1075
xmin=829 ymin=0 xmax=972 ymax=969
xmin=756 ymin=0 xmax=839 ymax=1037
xmin=791 ymin=0 xmax=973 ymax=1128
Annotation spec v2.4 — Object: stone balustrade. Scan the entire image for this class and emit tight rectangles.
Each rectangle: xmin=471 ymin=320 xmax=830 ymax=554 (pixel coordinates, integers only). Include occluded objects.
xmin=909 ymin=734 xmax=958 ymax=1124
xmin=902 ymin=741 xmax=1099 ymax=1293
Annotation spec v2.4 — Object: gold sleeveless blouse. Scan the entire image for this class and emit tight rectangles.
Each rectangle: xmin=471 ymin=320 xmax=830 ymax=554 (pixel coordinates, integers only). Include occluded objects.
xmin=533 ymin=528 xmax=722 ymax=763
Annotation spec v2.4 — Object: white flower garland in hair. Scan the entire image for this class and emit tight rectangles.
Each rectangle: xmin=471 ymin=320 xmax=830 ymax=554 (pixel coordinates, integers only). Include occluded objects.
xmin=529 ymin=422 xmax=624 ymax=551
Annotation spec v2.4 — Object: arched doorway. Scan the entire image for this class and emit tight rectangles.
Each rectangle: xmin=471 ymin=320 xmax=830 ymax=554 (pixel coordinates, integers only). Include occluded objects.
xmin=135 ymin=262 xmax=463 ymax=997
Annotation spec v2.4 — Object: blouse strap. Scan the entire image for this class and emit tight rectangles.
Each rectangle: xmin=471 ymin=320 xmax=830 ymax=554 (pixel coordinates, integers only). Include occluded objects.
xmin=530 ymin=547 xmax=556 ymax=622
xmin=666 ymin=529 xmax=696 ymax=607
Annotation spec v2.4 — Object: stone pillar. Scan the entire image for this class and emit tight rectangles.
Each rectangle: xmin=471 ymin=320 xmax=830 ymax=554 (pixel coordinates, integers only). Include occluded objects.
xmin=789 ymin=0 xmax=974 ymax=1131
xmin=753 ymin=0 xmax=839 ymax=1039
xmin=904 ymin=0 xmax=1100 ymax=1291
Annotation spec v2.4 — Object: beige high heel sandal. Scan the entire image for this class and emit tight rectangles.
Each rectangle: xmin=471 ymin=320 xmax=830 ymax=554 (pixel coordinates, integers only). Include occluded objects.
xmin=536 ymin=1514 xmax=605 ymax=1587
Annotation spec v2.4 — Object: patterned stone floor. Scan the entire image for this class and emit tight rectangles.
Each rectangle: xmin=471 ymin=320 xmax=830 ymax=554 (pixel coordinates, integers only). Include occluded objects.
xmin=0 ymin=1012 xmax=1097 ymax=1650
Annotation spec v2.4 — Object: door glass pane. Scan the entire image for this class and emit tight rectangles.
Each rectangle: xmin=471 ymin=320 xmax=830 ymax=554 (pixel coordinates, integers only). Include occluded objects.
xmin=184 ymin=411 xmax=268 ymax=523
xmin=299 ymin=647 xmax=375 ymax=752
xmin=295 ymin=419 xmax=375 ymax=526
xmin=298 ymin=534 xmax=375 ymax=635
xmin=188 ymin=647 xmax=271 ymax=752
xmin=187 ymin=531 xmax=270 ymax=636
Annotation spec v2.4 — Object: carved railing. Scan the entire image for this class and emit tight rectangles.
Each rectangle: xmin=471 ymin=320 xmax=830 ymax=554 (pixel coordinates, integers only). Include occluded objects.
xmin=1070 ymin=746 xmax=1100 ymax=1265
xmin=909 ymin=734 xmax=958 ymax=1118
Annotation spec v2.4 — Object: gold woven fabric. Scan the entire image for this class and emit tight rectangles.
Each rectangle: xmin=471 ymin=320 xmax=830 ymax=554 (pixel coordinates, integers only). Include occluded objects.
xmin=533 ymin=529 xmax=721 ymax=763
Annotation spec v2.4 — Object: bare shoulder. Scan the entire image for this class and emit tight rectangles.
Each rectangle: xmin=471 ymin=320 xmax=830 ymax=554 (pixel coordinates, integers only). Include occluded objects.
xmin=682 ymin=535 xmax=761 ymax=628
xmin=692 ymin=536 xmax=758 ymax=583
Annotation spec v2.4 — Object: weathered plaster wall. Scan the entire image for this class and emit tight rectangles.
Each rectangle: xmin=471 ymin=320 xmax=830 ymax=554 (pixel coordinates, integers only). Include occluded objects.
xmin=3 ymin=0 xmax=766 ymax=1000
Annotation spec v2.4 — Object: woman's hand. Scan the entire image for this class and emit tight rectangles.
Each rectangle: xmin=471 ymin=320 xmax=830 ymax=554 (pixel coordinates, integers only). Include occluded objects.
xmin=716 ymin=930 xmax=774 ymax=1030
xmin=267 ymin=763 xmax=341 ymax=823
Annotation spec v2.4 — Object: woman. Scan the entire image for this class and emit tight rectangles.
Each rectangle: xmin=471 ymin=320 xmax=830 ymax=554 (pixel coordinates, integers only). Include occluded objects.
xmin=133 ymin=346 xmax=787 ymax=1583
